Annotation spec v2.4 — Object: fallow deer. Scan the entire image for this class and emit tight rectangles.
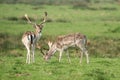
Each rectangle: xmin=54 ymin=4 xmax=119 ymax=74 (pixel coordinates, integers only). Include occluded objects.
xmin=42 ymin=33 xmax=89 ymax=64
xmin=22 ymin=12 xmax=47 ymax=64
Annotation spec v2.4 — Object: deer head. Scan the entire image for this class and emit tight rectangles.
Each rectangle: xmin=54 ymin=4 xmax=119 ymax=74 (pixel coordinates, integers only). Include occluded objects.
xmin=41 ymin=41 xmax=57 ymax=61
xmin=25 ymin=12 xmax=47 ymax=34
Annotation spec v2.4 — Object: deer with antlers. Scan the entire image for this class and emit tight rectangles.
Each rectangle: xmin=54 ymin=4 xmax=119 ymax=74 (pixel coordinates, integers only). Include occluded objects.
xmin=22 ymin=12 xmax=47 ymax=64
xmin=42 ymin=33 xmax=89 ymax=64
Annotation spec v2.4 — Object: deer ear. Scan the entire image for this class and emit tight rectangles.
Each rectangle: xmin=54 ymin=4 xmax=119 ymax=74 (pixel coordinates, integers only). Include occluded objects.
xmin=48 ymin=41 xmax=52 ymax=48
xmin=33 ymin=24 xmax=37 ymax=28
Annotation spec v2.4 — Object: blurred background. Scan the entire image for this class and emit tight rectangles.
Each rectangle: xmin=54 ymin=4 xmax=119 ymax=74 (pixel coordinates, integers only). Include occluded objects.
xmin=0 ymin=0 xmax=120 ymax=57
xmin=0 ymin=0 xmax=120 ymax=5
xmin=0 ymin=0 xmax=120 ymax=80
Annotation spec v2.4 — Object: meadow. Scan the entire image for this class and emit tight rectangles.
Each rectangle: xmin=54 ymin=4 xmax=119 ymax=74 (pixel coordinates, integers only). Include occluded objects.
xmin=0 ymin=1 xmax=120 ymax=80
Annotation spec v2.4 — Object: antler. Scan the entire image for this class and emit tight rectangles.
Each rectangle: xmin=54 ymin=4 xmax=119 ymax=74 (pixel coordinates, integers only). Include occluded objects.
xmin=25 ymin=14 xmax=32 ymax=23
xmin=25 ymin=14 xmax=36 ymax=26
xmin=40 ymin=12 xmax=47 ymax=25
xmin=25 ymin=12 xmax=47 ymax=25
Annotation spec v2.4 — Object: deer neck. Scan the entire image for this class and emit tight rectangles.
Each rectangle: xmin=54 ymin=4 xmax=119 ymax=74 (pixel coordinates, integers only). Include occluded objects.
xmin=34 ymin=31 xmax=42 ymax=42
xmin=48 ymin=43 xmax=57 ymax=55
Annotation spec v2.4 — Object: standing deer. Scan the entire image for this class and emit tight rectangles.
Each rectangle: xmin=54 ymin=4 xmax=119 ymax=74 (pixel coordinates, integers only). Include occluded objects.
xmin=42 ymin=33 xmax=89 ymax=64
xmin=22 ymin=12 xmax=47 ymax=64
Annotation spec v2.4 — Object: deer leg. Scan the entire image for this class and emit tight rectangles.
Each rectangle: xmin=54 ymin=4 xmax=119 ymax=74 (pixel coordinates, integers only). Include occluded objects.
xmin=81 ymin=47 xmax=89 ymax=64
xmin=26 ymin=52 xmax=28 ymax=63
xmin=59 ymin=50 xmax=63 ymax=62
xmin=84 ymin=49 xmax=89 ymax=64
xmin=66 ymin=50 xmax=71 ymax=63
xmin=77 ymin=44 xmax=84 ymax=64
xmin=32 ymin=44 xmax=35 ymax=63
xmin=80 ymin=51 xmax=83 ymax=64
xmin=26 ymin=45 xmax=30 ymax=64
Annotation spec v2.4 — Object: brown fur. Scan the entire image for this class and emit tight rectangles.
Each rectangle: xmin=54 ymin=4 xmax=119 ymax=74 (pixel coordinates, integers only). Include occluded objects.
xmin=22 ymin=12 xmax=47 ymax=64
xmin=44 ymin=33 xmax=89 ymax=64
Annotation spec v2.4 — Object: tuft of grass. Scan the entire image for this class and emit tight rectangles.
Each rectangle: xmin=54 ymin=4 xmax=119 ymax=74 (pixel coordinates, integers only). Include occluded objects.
xmin=55 ymin=18 xmax=71 ymax=23
xmin=85 ymin=68 xmax=111 ymax=80
xmin=89 ymin=37 xmax=120 ymax=58
xmin=111 ymin=27 xmax=120 ymax=33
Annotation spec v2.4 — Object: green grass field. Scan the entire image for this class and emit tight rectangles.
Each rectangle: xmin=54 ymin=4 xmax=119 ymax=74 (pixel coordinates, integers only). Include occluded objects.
xmin=0 ymin=56 xmax=120 ymax=80
xmin=0 ymin=2 xmax=120 ymax=80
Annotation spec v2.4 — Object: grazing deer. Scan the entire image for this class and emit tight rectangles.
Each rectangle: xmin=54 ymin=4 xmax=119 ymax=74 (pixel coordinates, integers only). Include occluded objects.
xmin=42 ymin=33 xmax=89 ymax=64
xmin=22 ymin=12 xmax=47 ymax=64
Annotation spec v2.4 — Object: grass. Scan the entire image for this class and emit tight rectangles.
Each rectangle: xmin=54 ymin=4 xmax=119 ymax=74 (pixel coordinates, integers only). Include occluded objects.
xmin=0 ymin=55 xmax=120 ymax=80
xmin=0 ymin=2 xmax=120 ymax=80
